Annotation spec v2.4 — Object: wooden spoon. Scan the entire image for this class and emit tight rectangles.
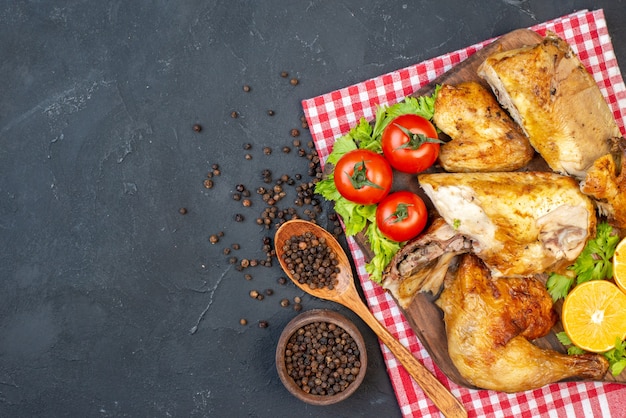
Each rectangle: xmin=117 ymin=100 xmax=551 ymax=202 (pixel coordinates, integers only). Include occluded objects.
xmin=274 ymin=219 xmax=467 ymax=418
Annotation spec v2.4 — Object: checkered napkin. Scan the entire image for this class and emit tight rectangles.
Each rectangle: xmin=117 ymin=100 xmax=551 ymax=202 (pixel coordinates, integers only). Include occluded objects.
xmin=302 ymin=9 xmax=626 ymax=418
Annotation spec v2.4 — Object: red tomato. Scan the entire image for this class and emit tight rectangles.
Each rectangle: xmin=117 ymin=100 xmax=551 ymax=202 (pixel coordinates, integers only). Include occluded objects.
xmin=376 ymin=191 xmax=428 ymax=242
xmin=381 ymin=114 xmax=441 ymax=173
xmin=334 ymin=149 xmax=393 ymax=205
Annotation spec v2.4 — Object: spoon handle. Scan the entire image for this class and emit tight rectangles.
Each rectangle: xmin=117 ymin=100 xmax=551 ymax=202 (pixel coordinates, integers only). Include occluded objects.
xmin=350 ymin=301 xmax=467 ymax=418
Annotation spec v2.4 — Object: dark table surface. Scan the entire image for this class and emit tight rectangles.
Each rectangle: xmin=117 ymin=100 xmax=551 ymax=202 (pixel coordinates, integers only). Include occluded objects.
xmin=1 ymin=1 xmax=625 ymax=417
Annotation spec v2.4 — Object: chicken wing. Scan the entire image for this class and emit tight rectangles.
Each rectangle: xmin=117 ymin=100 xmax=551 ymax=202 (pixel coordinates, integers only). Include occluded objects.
xmin=436 ymin=254 xmax=609 ymax=392
xmin=433 ymin=82 xmax=534 ymax=172
xmin=418 ymin=171 xmax=596 ymax=277
xmin=580 ymin=137 xmax=626 ymax=228
xmin=478 ymin=33 xmax=620 ymax=179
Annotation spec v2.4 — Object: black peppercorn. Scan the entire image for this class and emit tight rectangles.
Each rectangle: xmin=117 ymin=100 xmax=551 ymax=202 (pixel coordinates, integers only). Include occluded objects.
xmin=243 ymin=85 xmax=251 ymax=92
xmin=193 ymin=124 xmax=202 ymax=132
xmin=179 ymin=207 xmax=188 ymax=215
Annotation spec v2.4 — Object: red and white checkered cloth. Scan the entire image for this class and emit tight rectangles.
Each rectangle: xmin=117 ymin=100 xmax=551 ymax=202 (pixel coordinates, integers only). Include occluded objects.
xmin=302 ymin=9 xmax=626 ymax=418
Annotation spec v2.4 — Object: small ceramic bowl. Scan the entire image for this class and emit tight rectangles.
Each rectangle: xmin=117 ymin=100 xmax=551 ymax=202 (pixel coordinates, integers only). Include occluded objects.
xmin=275 ymin=309 xmax=368 ymax=405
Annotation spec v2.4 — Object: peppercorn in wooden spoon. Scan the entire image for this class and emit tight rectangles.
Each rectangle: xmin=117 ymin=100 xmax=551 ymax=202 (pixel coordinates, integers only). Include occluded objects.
xmin=274 ymin=219 xmax=467 ymax=418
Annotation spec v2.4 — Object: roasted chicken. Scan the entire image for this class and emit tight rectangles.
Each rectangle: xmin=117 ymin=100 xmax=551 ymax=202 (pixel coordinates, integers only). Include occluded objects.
xmin=382 ymin=217 xmax=471 ymax=308
xmin=433 ymin=81 xmax=534 ymax=172
xmin=418 ymin=171 xmax=596 ymax=278
xmin=580 ymin=137 xmax=626 ymax=228
xmin=436 ymin=254 xmax=609 ymax=392
xmin=478 ymin=32 xmax=621 ymax=179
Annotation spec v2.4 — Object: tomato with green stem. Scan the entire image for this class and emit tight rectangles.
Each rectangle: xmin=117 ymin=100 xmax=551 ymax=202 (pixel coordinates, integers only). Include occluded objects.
xmin=381 ymin=114 xmax=443 ymax=173
xmin=376 ymin=191 xmax=428 ymax=242
xmin=333 ymin=149 xmax=392 ymax=205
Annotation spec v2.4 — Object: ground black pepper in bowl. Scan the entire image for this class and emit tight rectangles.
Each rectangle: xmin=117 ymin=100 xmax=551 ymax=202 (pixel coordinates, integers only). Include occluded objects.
xmin=280 ymin=232 xmax=340 ymax=290
xmin=276 ymin=309 xmax=367 ymax=405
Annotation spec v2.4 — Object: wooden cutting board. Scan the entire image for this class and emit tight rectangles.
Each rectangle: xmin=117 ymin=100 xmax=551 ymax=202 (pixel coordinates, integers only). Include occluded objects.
xmin=353 ymin=28 xmax=626 ymax=388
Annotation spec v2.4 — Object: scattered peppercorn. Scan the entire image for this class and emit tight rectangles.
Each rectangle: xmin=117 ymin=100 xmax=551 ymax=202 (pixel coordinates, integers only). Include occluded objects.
xmin=267 ymin=110 xmax=275 ymax=116
xmin=265 ymin=288 xmax=274 ymax=296
xmin=209 ymin=234 xmax=219 ymax=244
xmin=193 ymin=124 xmax=202 ymax=132
xmin=243 ymin=85 xmax=251 ymax=92
xmin=179 ymin=207 xmax=188 ymax=215
xmin=240 ymin=318 xmax=247 ymax=326
xmin=258 ymin=320 xmax=269 ymax=328
xmin=242 ymin=199 xmax=252 ymax=207
xmin=231 ymin=111 xmax=239 ymax=118
xmin=234 ymin=213 xmax=244 ymax=222
xmin=280 ymin=298 xmax=290 ymax=308
xmin=203 ymin=179 xmax=214 ymax=189
xmin=280 ymin=71 xmax=289 ymax=78
xmin=245 ymin=154 xmax=252 ymax=160
xmin=249 ymin=290 xmax=259 ymax=299
xmin=290 ymin=129 xmax=300 ymax=137
xmin=290 ymin=78 xmax=299 ymax=86
xmin=293 ymin=303 xmax=302 ymax=312
xmin=243 ymin=143 xmax=252 ymax=150
xmin=263 ymin=146 xmax=272 ymax=155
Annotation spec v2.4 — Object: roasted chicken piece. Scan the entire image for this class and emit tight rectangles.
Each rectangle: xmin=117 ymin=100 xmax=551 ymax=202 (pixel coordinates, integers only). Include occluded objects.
xmin=580 ymin=137 xmax=626 ymax=228
xmin=478 ymin=32 xmax=621 ymax=179
xmin=382 ymin=217 xmax=472 ymax=308
xmin=433 ymin=81 xmax=534 ymax=172
xmin=436 ymin=254 xmax=609 ymax=392
xmin=418 ymin=171 xmax=596 ymax=278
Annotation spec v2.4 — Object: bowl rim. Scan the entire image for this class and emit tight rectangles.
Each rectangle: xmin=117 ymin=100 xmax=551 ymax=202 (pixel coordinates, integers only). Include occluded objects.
xmin=275 ymin=308 xmax=368 ymax=406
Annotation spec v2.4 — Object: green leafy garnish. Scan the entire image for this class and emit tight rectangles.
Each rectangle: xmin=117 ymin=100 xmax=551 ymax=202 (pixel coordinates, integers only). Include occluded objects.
xmin=556 ymin=332 xmax=626 ymax=376
xmin=605 ymin=339 xmax=626 ymax=376
xmin=571 ymin=222 xmax=620 ymax=283
xmin=546 ymin=273 xmax=576 ymax=302
xmin=315 ymin=89 xmax=439 ymax=283
xmin=547 ymin=221 xmax=619 ymax=301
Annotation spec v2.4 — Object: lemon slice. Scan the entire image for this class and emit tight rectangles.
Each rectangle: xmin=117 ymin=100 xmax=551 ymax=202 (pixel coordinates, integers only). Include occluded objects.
xmin=562 ymin=280 xmax=626 ymax=353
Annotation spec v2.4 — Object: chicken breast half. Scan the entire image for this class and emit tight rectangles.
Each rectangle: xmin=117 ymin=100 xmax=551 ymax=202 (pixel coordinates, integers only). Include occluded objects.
xmin=433 ymin=82 xmax=534 ymax=172
xmin=418 ymin=171 xmax=596 ymax=277
xmin=478 ymin=33 xmax=620 ymax=179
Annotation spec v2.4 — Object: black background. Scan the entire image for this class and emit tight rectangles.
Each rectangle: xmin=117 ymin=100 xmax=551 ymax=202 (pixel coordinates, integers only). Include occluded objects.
xmin=1 ymin=1 xmax=625 ymax=417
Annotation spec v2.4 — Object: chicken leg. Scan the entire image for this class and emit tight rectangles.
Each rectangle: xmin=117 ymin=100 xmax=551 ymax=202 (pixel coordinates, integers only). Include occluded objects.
xmin=436 ymin=254 xmax=609 ymax=393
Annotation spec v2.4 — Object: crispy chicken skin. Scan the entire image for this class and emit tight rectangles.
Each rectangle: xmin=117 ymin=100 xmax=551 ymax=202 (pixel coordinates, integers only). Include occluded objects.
xmin=478 ymin=33 xmax=620 ymax=179
xmin=436 ymin=254 xmax=609 ymax=392
xmin=580 ymin=137 xmax=626 ymax=228
xmin=433 ymin=82 xmax=534 ymax=172
xmin=418 ymin=171 xmax=596 ymax=278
